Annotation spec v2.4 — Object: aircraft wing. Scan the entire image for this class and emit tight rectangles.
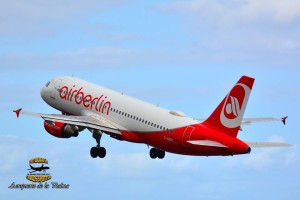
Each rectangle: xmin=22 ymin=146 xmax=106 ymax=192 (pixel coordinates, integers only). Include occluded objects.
xmin=245 ymin=141 xmax=292 ymax=148
xmin=14 ymin=109 xmax=126 ymax=135
xmin=241 ymin=116 xmax=288 ymax=125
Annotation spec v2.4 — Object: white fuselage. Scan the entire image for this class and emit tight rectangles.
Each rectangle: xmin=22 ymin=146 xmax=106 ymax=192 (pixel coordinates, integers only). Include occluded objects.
xmin=41 ymin=76 xmax=198 ymax=132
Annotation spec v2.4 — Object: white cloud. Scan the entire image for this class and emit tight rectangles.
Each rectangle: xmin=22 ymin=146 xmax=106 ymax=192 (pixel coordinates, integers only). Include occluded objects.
xmin=0 ymin=135 xmax=33 ymax=173
xmin=155 ymin=0 xmax=300 ymax=67
xmin=85 ymin=152 xmax=154 ymax=178
xmin=0 ymin=47 xmax=142 ymax=69
xmin=0 ymin=0 xmax=131 ymax=36
xmin=241 ymin=0 xmax=300 ymax=23
xmin=0 ymin=134 xmax=202 ymax=180
xmin=84 ymin=152 xmax=204 ymax=178
xmin=1 ymin=1 xmax=299 ymax=70
xmin=226 ymin=136 xmax=298 ymax=170
xmin=243 ymin=149 xmax=275 ymax=170
xmin=168 ymin=156 xmax=200 ymax=172
xmin=157 ymin=0 xmax=300 ymax=24
xmin=0 ymin=46 xmax=212 ymax=70
xmin=242 ymin=147 xmax=298 ymax=170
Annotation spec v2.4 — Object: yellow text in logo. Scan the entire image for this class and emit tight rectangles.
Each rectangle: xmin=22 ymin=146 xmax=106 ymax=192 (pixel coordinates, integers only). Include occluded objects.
xmin=29 ymin=157 xmax=48 ymax=164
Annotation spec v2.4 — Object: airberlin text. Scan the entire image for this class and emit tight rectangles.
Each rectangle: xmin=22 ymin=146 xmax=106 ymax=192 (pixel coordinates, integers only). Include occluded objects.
xmin=59 ymin=85 xmax=111 ymax=115
xmin=8 ymin=182 xmax=69 ymax=190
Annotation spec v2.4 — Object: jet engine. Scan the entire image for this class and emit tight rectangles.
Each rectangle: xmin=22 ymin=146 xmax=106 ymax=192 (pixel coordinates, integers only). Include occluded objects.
xmin=44 ymin=121 xmax=84 ymax=138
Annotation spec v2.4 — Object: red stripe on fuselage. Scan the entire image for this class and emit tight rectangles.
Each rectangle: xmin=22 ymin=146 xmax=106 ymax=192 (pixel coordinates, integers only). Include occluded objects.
xmin=121 ymin=124 xmax=249 ymax=156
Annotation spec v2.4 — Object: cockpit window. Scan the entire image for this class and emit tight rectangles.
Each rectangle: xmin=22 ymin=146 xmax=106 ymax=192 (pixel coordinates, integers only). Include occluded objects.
xmin=45 ymin=81 xmax=50 ymax=87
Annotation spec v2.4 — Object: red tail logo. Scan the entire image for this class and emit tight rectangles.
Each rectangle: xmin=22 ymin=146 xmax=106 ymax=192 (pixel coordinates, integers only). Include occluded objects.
xmin=226 ymin=96 xmax=241 ymax=117
xmin=202 ymin=76 xmax=254 ymax=137
xmin=220 ymin=83 xmax=250 ymax=128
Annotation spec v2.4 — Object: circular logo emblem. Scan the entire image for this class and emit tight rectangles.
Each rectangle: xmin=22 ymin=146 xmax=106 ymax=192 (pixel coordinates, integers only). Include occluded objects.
xmin=26 ymin=157 xmax=52 ymax=183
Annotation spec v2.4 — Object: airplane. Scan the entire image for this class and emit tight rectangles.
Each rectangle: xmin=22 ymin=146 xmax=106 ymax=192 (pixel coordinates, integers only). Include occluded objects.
xmin=28 ymin=164 xmax=50 ymax=173
xmin=14 ymin=75 xmax=291 ymax=159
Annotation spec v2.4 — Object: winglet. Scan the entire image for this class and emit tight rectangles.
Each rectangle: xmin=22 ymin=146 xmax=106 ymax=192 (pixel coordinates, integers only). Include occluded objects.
xmin=281 ymin=116 xmax=288 ymax=125
xmin=13 ymin=108 xmax=22 ymax=118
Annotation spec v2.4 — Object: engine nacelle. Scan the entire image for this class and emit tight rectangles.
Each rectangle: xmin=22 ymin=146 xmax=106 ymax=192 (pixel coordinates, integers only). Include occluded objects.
xmin=44 ymin=121 xmax=81 ymax=138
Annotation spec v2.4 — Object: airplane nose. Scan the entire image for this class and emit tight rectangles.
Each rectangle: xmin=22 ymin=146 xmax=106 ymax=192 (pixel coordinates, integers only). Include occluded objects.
xmin=40 ymin=86 xmax=47 ymax=102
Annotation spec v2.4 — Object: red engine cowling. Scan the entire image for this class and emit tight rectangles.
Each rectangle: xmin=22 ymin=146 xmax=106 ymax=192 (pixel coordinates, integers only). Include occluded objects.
xmin=44 ymin=121 xmax=80 ymax=138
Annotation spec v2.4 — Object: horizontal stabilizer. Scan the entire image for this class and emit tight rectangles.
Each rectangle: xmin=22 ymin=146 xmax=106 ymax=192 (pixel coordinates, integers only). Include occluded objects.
xmin=242 ymin=116 xmax=288 ymax=125
xmin=246 ymin=142 xmax=292 ymax=148
xmin=188 ymin=140 xmax=228 ymax=148
xmin=197 ymin=116 xmax=288 ymax=126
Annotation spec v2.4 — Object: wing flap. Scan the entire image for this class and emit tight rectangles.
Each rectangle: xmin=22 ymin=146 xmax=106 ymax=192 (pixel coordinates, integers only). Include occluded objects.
xmin=187 ymin=140 xmax=228 ymax=148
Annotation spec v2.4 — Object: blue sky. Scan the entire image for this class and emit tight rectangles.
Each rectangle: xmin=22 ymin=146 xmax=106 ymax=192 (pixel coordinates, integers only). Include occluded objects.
xmin=0 ymin=0 xmax=299 ymax=199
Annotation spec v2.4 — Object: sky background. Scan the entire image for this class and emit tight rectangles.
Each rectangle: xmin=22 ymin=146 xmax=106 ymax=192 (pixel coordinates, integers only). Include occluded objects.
xmin=0 ymin=0 xmax=299 ymax=199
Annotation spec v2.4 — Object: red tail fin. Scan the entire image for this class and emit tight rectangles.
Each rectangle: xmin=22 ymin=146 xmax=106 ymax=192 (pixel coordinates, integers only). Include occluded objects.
xmin=202 ymin=76 xmax=255 ymax=137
